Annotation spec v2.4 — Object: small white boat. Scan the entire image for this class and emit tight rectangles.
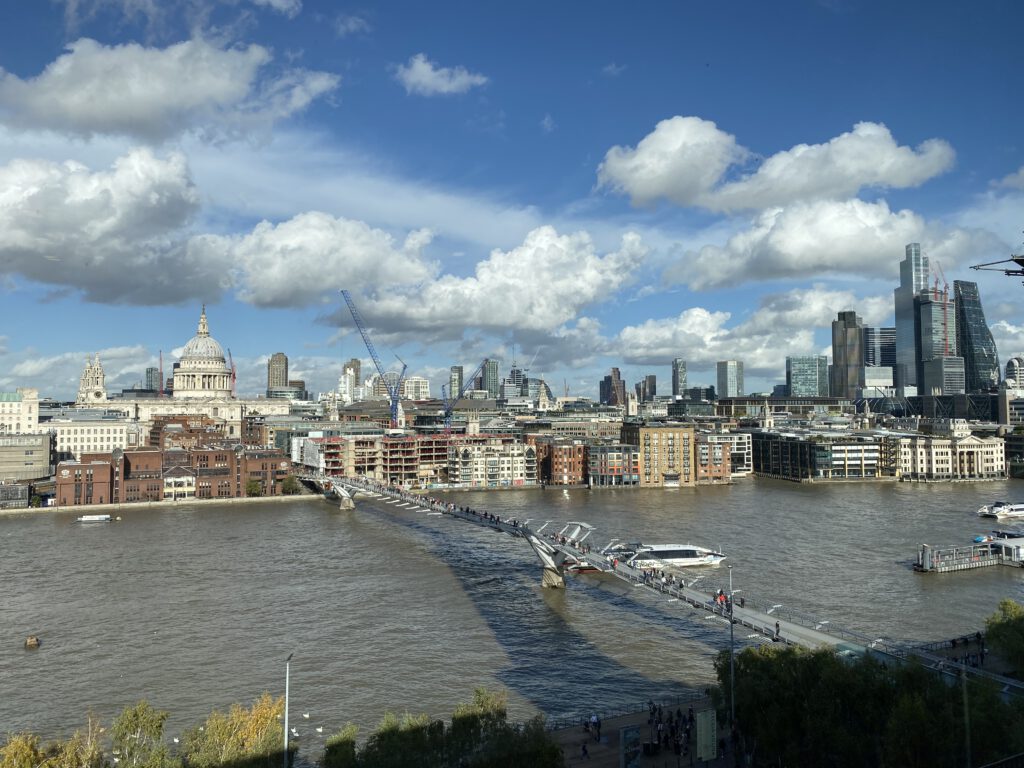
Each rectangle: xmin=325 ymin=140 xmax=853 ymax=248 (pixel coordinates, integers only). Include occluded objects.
xmin=76 ymin=514 xmax=112 ymax=523
xmin=602 ymin=540 xmax=726 ymax=568
xmin=976 ymin=502 xmax=1024 ymax=519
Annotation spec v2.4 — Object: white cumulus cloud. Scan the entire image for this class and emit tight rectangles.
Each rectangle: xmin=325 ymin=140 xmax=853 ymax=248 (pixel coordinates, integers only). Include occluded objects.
xmin=0 ymin=148 xmax=217 ymax=303
xmin=352 ymin=226 xmax=648 ymax=340
xmin=394 ymin=53 xmax=488 ymax=96
xmin=191 ymin=212 xmax=439 ymax=307
xmin=599 ymin=118 xmax=954 ymax=212
xmin=664 ymin=198 xmax=1001 ymax=290
xmin=995 ymin=166 xmax=1024 ymax=190
xmin=0 ymin=37 xmax=339 ymax=142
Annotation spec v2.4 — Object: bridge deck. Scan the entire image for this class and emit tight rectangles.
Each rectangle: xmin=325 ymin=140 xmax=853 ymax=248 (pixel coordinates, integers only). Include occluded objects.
xmin=332 ymin=476 xmax=1024 ymax=697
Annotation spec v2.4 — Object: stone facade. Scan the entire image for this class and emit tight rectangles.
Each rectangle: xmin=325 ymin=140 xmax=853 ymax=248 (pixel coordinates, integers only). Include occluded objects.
xmin=0 ymin=388 xmax=39 ymax=435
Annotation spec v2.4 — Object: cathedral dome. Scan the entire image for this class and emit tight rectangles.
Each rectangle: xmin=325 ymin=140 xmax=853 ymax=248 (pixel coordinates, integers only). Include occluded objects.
xmin=173 ymin=307 xmax=234 ymax=400
xmin=182 ymin=333 xmax=226 ymax=363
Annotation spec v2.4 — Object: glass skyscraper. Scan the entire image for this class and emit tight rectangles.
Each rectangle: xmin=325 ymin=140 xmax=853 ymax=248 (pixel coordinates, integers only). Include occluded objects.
xmin=894 ymin=243 xmax=929 ymax=390
xmin=954 ymin=280 xmax=1000 ymax=392
xmin=716 ymin=360 xmax=744 ymax=398
xmin=915 ymin=291 xmax=959 ymax=394
xmin=482 ymin=359 xmax=500 ymax=398
xmin=671 ymin=358 xmax=687 ymax=397
xmin=786 ymin=356 xmax=828 ymax=396
xmin=862 ymin=327 xmax=896 ymax=368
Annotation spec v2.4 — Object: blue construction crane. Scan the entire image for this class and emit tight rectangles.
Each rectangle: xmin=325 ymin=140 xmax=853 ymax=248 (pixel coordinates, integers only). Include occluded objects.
xmin=441 ymin=358 xmax=488 ymax=433
xmin=341 ymin=290 xmax=407 ymax=428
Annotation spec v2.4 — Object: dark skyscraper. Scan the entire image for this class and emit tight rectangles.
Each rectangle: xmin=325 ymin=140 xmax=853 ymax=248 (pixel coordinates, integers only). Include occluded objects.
xmin=599 ymin=367 xmax=626 ymax=405
xmin=830 ymin=311 xmax=863 ymax=398
xmin=954 ymin=280 xmax=1000 ymax=392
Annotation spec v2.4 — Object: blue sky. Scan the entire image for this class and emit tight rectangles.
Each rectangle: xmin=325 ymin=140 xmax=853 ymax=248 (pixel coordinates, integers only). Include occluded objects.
xmin=0 ymin=0 xmax=1022 ymax=401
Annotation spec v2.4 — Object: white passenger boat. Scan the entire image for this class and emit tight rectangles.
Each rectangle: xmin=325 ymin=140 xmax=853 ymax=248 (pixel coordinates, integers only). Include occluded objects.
xmin=76 ymin=514 xmax=112 ymax=523
xmin=601 ymin=540 xmax=726 ymax=568
xmin=976 ymin=502 xmax=1024 ymax=519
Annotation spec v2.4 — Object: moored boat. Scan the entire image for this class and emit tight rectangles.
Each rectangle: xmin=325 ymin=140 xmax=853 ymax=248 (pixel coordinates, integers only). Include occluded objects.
xmin=601 ymin=540 xmax=726 ymax=569
xmin=76 ymin=514 xmax=112 ymax=523
xmin=976 ymin=502 xmax=1024 ymax=519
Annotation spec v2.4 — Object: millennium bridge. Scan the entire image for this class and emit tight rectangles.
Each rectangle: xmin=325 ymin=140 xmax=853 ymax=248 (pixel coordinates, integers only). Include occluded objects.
xmin=303 ymin=473 xmax=1024 ymax=699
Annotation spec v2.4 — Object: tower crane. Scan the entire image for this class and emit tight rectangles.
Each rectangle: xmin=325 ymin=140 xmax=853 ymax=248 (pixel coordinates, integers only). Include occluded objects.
xmin=441 ymin=358 xmax=488 ymax=433
xmin=340 ymin=290 xmax=407 ymax=428
xmin=934 ymin=261 xmax=950 ymax=356
xmin=971 ymin=235 xmax=1024 ymax=283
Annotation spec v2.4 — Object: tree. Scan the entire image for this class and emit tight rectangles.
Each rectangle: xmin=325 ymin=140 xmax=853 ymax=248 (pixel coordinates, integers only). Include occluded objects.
xmin=321 ymin=724 xmax=358 ymax=768
xmin=245 ymin=479 xmax=263 ymax=497
xmin=182 ymin=693 xmax=283 ymax=768
xmin=0 ymin=733 xmax=44 ymax=768
xmin=111 ymin=701 xmax=178 ymax=768
xmin=985 ymin=598 xmax=1024 ymax=675
xmin=44 ymin=714 xmax=106 ymax=768
xmin=281 ymin=476 xmax=301 ymax=496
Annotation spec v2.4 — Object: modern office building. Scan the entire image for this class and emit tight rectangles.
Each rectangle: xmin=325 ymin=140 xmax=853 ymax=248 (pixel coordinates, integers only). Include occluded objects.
xmin=449 ymin=366 xmax=464 ymax=399
xmin=786 ymin=356 xmax=828 ymax=397
xmin=894 ymin=242 xmax=930 ymax=390
xmin=1008 ymin=356 xmax=1024 ymax=386
xmin=267 ymin=352 xmax=288 ymax=394
xmin=862 ymin=327 xmax=896 ymax=368
xmin=716 ymin=361 xmax=744 ymax=398
xmin=915 ymin=290 xmax=960 ymax=395
xmin=954 ymin=280 xmax=1000 ymax=392
xmin=830 ymin=311 xmax=863 ymax=399
xmin=671 ymin=358 xmax=687 ymax=397
xmin=402 ymin=376 xmax=431 ymax=400
xmin=635 ymin=374 xmax=656 ymax=402
xmin=599 ymin=367 xmax=627 ymax=406
xmin=145 ymin=366 xmax=162 ymax=392
xmin=921 ymin=356 xmax=965 ymax=396
xmin=344 ymin=358 xmax=362 ymax=388
xmin=482 ymin=359 xmax=500 ymax=398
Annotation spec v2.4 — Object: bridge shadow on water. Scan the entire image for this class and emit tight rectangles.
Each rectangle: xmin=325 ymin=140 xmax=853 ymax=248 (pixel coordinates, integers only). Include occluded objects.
xmin=367 ymin=499 xmax=728 ymax=721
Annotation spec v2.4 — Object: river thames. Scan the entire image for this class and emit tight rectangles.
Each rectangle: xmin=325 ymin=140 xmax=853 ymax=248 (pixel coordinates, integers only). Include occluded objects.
xmin=2 ymin=478 xmax=1022 ymax=742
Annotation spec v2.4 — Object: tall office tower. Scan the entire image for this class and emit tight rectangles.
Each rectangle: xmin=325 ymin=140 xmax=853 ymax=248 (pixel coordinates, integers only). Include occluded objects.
xmin=267 ymin=352 xmax=288 ymax=393
xmin=449 ymin=366 xmax=464 ymax=398
xmin=145 ymin=366 xmax=161 ymax=391
xmin=954 ymin=280 xmax=1000 ymax=392
xmin=915 ymin=290 xmax=960 ymax=394
xmin=482 ymin=359 xmax=500 ymax=398
xmin=635 ymin=374 xmax=656 ymax=402
xmin=506 ymin=365 xmax=525 ymax=394
xmin=830 ymin=311 xmax=864 ymax=398
xmin=344 ymin=357 xmax=361 ymax=387
xmin=671 ymin=358 xmax=687 ymax=397
xmin=786 ymin=356 xmax=829 ymax=396
xmin=862 ymin=327 xmax=896 ymax=367
xmin=599 ymin=367 xmax=627 ymax=405
xmin=716 ymin=360 xmax=744 ymax=398
xmin=894 ymin=242 xmax=930 ymax=390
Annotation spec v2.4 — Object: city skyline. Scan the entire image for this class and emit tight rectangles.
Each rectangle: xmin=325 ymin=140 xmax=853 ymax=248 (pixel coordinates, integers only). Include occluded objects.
xmin=0 ymin=1 xmax=1022 ymax=400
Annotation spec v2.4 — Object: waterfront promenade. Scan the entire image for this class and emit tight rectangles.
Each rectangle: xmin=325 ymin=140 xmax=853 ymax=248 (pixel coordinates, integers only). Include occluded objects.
xmin=551 ymin=697 xmax=732 ymax=767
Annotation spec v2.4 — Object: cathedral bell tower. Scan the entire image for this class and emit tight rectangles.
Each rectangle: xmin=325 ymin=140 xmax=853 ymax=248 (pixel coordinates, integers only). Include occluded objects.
xmin=75 ymin=354 xmax=109 ymax=406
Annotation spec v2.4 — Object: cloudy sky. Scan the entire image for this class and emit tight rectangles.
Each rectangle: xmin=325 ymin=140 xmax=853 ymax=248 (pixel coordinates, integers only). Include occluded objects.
xmin=0 ymin=0 xmax=1022 ymax=401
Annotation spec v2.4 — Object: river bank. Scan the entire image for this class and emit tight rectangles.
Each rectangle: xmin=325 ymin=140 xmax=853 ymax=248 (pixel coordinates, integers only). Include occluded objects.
xmin=0 ymin=491 xmax=324 ymax=517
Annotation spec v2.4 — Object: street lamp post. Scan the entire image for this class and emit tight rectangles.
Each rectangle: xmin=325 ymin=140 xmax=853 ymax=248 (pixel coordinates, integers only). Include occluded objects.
xmin=283 ymin=653 xmax=293 ymax=768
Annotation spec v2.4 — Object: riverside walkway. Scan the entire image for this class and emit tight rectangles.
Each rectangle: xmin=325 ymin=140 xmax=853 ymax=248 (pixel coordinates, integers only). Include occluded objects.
xmin=327 ymin=476 xmax=1024 ymax=699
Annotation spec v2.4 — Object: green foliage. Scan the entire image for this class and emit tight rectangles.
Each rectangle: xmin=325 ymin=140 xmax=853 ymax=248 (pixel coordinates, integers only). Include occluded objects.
xmin=716 ymin=643 xmax=1024 ymax=767
xmin=280 ymin=476 xmax=301 ymax=495
xmin=44 ymin=715 xmax=106 ymax=768
xmin=182 ymin=693 xmax=283 ymax=768
xmin=985 ymin=598 xmax=1024 ymax=675
xmin=317 ymin=688 xmax=563 ymax=768
xmin=0 ymin=733 xmax=44 ymax=768
xmin=245 ymin=479 xmax=263 ymax=497
xmin=321 ymin=724 xmax=358 ymax=768
xmin=111 ymin=701 xmax=178 ymax=768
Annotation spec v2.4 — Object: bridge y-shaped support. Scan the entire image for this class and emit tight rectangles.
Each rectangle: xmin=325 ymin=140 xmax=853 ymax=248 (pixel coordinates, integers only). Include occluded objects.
xmin=521 ymin=530 xmax=570 ymax=588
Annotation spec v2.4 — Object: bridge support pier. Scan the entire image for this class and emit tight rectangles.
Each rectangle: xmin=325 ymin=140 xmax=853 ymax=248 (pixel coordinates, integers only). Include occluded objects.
xmin=541 ymin=566 xmax=566 ymax=589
